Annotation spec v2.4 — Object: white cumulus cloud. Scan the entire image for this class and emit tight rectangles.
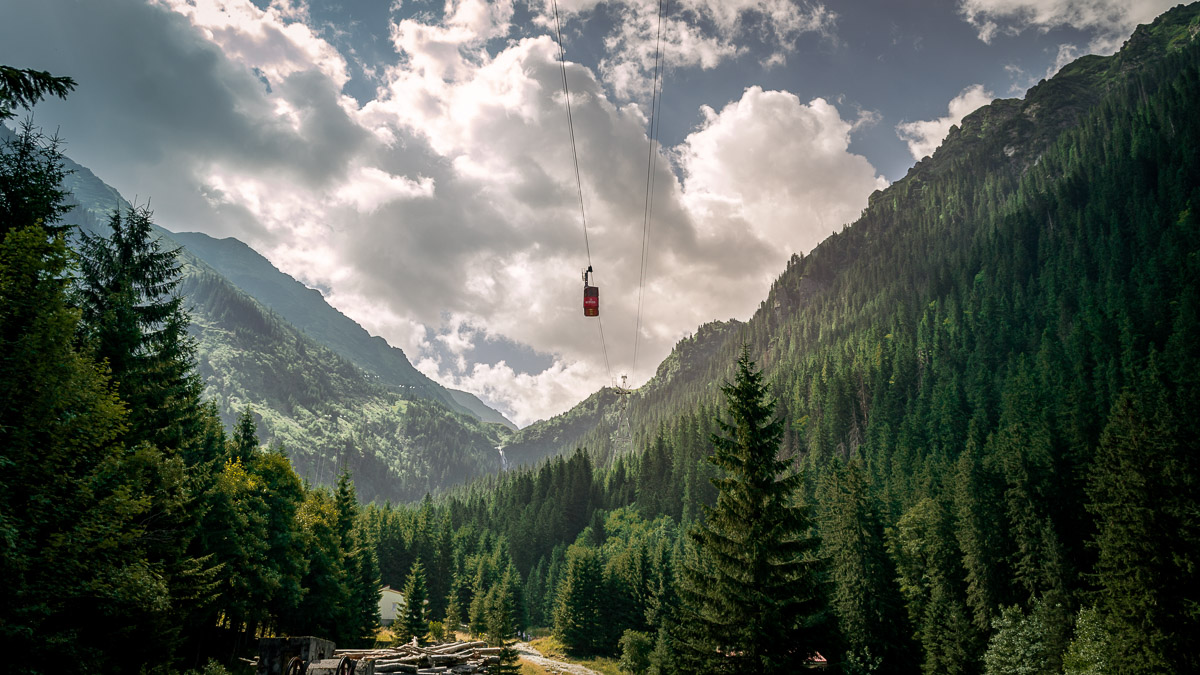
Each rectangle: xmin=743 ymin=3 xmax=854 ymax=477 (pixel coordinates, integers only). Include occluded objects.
xmin=1 ymin=0 xmax=882 ymax=426
xmin=540 ymin=0 xmax=837 ymax=100
xmin=958 ymin=0 xmax=1178 ymax=53
xmin=896 ymin=84 xmax=994 ymax=161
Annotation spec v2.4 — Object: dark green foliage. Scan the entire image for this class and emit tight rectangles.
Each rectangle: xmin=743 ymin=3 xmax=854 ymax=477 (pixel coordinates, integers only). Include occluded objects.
xmin=1086 ymin=382 xmax=1199 ymax=672
xmin=8 ymin=3 xmax=1200 ymax=672
xmin=0 ymin=65 xmax=75 ymax=120
xmin=357 ymin=11 xmax=1200 ymax=673
xmin=444 ymin=582 xmax=464 ymax=636
xmin=818 ymin=460 xmax=916 ymax=673
xmin=74 ymin=203 xmax=203 ymax=450
xmin=679 ymin=347 xmax=828 ymax=674
xmin=400 ymin=561 xmax=430 ymax=646
xmin=892 ymin=497 xmax=980 ymax=675
xmin=484 ymin=565 xmax=522 ymax=675
xmin=0 ymin=119 xmax=72 ymax=236
xmin=554 ymin=545 xmax=607 ymax=655
xmin=0 ymin=71 xmax=386 ymax=672
xmin=0 ymin=219 xmax=141 ymax=671
xmin=231 ymin=405 xmax=259 ymax=461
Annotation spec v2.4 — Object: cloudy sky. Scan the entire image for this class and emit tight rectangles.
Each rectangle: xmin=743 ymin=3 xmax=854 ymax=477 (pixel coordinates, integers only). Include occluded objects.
xmin=0 ymin=0 xmax=1175 ymax=426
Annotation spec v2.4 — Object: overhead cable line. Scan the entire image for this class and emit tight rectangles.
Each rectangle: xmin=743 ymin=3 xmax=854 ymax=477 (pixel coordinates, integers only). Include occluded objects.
xmin=552 ymin=0 xmax=612 ymax=383
xmin=632 ymin=0 xmax=668 ymax=380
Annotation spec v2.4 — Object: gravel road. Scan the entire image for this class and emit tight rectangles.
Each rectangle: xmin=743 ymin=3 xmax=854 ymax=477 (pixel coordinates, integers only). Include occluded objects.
xmin=514 ymin=642 xmax=605 ymax=675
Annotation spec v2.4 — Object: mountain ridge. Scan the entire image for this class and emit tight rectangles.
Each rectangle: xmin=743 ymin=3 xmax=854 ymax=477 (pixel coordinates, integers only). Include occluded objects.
xmin=499 ymin=1 xmax=1200 ymax=469
xmin=169 ymin=229 xmax=516 ymax=429
xmin=1 ymin=122 xmax=515 ymax=501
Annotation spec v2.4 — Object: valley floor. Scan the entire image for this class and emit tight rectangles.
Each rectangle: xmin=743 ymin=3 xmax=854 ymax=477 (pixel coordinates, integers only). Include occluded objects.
xmin=515 ymin=642 xmax=606 ymax=675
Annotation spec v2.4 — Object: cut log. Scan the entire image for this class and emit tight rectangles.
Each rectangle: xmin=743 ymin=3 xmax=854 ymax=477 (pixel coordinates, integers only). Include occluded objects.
xmin=374 ymin=658 xmax=422 ymax=667
xmin=433 ymin=641 xmax=485 ymax=654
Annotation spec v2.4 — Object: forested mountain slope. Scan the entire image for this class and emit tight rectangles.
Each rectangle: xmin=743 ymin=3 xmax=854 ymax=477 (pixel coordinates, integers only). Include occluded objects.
xmin=506 ymin=3 xmax=1200 ymax=474
xmin=0 ymin=123 xmax=513 ymax=503
xmin=386 ymin=6 xmax=1200 ymax=673
xmin=181 ymin=266 xmax=505 ymax=502
xmin=170 ymin=230 xmax=515 ymax=429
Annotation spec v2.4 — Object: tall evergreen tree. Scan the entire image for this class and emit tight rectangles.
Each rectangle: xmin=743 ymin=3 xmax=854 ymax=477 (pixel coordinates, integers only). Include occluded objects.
xmin=485 ymin=565 xmax=523 ymax=675
xmin=0 ymin=131 xmax=145 ymax=671
xmin=554 ymin=545 xmax=606 ymax=655
xmin=679 ymin=346 xmax=829 ymax=674
xmin=1086 ymin=382 xmax=1199 ymax=673
xmin=818 ymin=460 xmax=916 ymax=673
xmin=74 ymin=203 xmax=202 ymax=450
xmin=345 ymin=520 xmax=382 ymax=647
xmin=444 ymin=577 xmax=464 ymax=638
xmin=400 ymin=561 xmax=430 ymax=646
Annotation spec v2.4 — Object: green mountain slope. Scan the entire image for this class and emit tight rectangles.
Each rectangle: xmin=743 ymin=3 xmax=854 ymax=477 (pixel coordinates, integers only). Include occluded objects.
xmin=3 ymin=124 xmax=514 ymax=503
xmin=504 ymin=3 xmax=1200 ymax=474
xmin=424 ymin=5 xmax=1200 ymax=672
xmin=168 ymin=230 xmax=515 ymax=429
xmin=180 ymin=265 xmax=505 ymax=502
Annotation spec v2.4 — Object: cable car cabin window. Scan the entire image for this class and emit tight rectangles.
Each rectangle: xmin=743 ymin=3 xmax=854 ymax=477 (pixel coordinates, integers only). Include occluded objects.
xmin=584 ymin=285 xmax=599 ymax=316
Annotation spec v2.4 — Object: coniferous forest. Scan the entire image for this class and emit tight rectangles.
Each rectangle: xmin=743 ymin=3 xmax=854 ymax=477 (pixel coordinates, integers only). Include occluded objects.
xmin=2 ymin=3 xmax=1200 ymax=675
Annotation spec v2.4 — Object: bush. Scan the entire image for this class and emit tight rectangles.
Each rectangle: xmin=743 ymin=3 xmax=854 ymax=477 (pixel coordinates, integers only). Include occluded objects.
xmin=618 ymin=630 xmax=653 ymax=675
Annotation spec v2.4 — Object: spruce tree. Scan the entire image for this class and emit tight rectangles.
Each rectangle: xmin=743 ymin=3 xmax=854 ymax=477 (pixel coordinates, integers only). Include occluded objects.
xmin=553 ymin=544 xmax=606 ymax=655
xmin=818 ymin=460 xmax=916 ymax=673
xmin=679 ymin=346 xmax=828 ymax=674
xmin=444 ymin=580 xmax=464 ymax=638
xmin=0 ymin=132 xmax=143 ymax=669
xmin=74 ymin=203 xmax=202 ymax=451
xmin=400 ymin=561 xmax=430 ymax=646
xmin=345 ymin=521 xmax=382 ymax=647
xmin=1087 ymin=383 xmax=1199 ymax=673
xmin=485 ymin=566 xmax=523 ymax=675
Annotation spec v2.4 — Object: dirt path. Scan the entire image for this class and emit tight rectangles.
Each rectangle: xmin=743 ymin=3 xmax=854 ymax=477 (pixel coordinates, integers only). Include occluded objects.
xmin=514 ymin=642 xmax=604 ymax=675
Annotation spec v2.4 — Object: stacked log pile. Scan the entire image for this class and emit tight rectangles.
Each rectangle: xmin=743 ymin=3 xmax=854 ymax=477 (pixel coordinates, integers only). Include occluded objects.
xmin=335 ymin=640 xmax=503 ymax=674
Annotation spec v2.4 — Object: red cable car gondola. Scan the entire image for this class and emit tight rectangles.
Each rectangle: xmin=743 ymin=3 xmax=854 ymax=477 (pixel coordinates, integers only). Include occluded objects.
xmin=583 ymin=265 xmax=599 ymax=316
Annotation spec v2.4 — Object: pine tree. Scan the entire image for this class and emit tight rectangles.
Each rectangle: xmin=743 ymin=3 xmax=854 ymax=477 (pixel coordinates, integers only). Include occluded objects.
xmin=0 ymin=142 xmax=143 ymax=669
xmin=1086 ymin=383 xmax=1199 ymax=673
xmin=0 ymin=65 xmax=75 ymax=120
xmin=553 ymin=544 xmax=606 ymax=655
xmin=485 ymin=565 xmax=523 ymax=675
xmin=231 ymin=405 xmax=259 ymax=462
xmin=345 ymin=521 xmax=382 ymax=647
xmin=679 ymin=346 xmax=829 ymax=674
xmin=818 ymin=460 xmax=916 ymax=673
xmin=891 ymin=497 xmax=979 ymax=675
xmin=400 ymin=561 xmax=430 ymax=646
xmin=74 ymin=203 xmax=202 ymax=451
xmin=0 ymin=118 xmax=72 ymax=237
xmin=444 ymin=579 xmax=464 ymax=638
